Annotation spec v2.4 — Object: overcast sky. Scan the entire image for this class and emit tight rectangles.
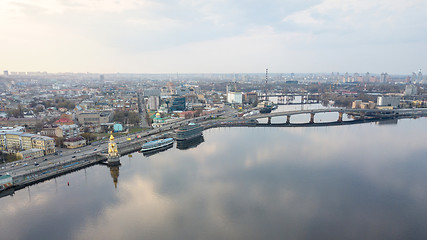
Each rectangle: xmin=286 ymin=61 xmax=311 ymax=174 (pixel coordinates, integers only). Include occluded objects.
xmin=1 ymin=0 xmax=426 ymax=74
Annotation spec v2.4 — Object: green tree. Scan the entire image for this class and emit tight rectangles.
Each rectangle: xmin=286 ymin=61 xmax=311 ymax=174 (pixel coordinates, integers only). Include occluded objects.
xmin=6 ymin=153 xmax=18 ymax=162
xmin=34 ymin=105 xmax=44 ymax=113
xmin=7 ymin=104 xmax=25 ymax=118
xmin=127 ymin=111 xmax=141 ymax=126
xmin=113 ymin=110 xmax=140 ymax=126
xmin=55 ymin=137 xmax=65 ymax=148
xmin=80 ymin=133 xmax=97 ymax=143
xmin=113 ymin=110 xmax=126 ymax=124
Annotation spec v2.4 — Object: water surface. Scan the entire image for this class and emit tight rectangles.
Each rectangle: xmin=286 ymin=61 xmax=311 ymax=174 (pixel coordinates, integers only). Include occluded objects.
xmin=1 ymin=117 xmax=427 ymax=240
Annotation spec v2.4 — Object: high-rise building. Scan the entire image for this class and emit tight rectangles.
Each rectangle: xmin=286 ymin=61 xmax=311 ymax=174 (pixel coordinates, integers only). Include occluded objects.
xmin=404 ymin=84 xmax=418 ymax=96
xmin=417 ymin=69 xmax=423 ymax=83
xmin=226 ymin=82 xmax=238 ymax=93
xmin=3 ymin=70 xmax=8 ymax=76
xmin=412 ymin=72 xmax=417 ymax=83
xmin=147 ymin=96 xmax=160 ymax=111
xmin=380 ymin=73 xmax=388 ymax=83
xmin=364 ymin=72 xmax=370 ymax=83
xmin=170 ymin=97 xmax=186 ymax=111
xmin=227 ymin=92 xmax=243 ymax=104
xmin=377 ymin=96 xmax=401 ymax=107
xmin=344 ymin=72 xmax=349 ymax=83
xmin=353 ymin=73 xmax=360 ymax=82
xmin=243 ymin=92 xmax=258 ymax=105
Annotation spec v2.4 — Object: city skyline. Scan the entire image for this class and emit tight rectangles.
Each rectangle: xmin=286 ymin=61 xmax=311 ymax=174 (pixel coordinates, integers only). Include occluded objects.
xmin=1 ymin=0 xmax=426 ymax=74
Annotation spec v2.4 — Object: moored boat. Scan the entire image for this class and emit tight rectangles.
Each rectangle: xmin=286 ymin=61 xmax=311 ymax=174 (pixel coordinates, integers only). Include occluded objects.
xmin=176 ymin=123 xmax=203 ymax=141
xmin=176 ymin=135 xmax=205 ymax=150
xmin=142 ymin=143 xmax=173 ymax=157
xmin=141 ymin=138 xmax=174 ymax=152
xmin=0 ymin=174 xmax=13 ymax=192
xmin=260 ymin=106 xmax=272 ymax=114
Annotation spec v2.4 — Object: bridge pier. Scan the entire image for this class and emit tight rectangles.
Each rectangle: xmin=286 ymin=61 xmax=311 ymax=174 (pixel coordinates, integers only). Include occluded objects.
xmin=267 ymin=117 xmax=271 ymax=125
xmin=338 ymin=112 xmax=343 ymax=122
xmin=360 ymin=112 xmax=365 ymax=120
xmin=309 ymin=113 xmax=315 ymax=124
xmin=286 ymin=115 xmax=291 ymax=124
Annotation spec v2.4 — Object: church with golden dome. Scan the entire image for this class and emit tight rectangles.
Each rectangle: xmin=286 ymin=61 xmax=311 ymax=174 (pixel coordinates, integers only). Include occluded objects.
xmin=107 ymin=134 xmax=120 ymax=166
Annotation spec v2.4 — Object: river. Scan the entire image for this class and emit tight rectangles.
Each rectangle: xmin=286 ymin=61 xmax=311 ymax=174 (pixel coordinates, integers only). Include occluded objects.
xmin=1 ymin=115 xmax=427 ymax=240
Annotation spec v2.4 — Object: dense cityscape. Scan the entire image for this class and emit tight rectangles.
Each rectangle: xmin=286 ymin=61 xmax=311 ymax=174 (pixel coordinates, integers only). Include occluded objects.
xmin=0 ymin=69 xmax=425 ymax=167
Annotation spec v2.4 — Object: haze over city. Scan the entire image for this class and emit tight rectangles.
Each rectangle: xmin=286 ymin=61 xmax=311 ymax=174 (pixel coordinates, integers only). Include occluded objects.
xmin=1 ymin=0 xmax=426 ymax=74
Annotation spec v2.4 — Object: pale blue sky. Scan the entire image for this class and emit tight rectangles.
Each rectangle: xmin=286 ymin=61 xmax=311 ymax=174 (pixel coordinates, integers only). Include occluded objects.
xmin=1 ymin=0 xmax=426 ymax=74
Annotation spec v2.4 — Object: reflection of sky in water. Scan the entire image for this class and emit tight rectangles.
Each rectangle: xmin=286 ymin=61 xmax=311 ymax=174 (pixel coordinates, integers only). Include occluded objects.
xmin=1 ymin=118 xmax=427 ymax=239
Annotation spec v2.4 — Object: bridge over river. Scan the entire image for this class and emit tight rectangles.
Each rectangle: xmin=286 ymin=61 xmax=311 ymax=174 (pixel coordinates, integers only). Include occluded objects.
xmin=241 ymin=108 xmax=427 ymax=125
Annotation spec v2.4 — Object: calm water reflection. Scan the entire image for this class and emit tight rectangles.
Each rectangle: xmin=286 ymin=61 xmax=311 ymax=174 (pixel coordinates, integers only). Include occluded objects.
xmin=1 ymin=118 xmax=427 ymax=240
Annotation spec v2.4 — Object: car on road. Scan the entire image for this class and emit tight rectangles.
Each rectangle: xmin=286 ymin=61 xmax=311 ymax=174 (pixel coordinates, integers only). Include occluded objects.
xmin=93 ymin=148 xmax=97 ymax=151
xmin=24 ymin=163 xmax=28 ymax=166
xmin=34 ymin=162 xmax=39 ymax=166
xmin=43 ymin=158 xmax=48 ymax=161
xmin=72 ymin=156 xmax=76 ymax=158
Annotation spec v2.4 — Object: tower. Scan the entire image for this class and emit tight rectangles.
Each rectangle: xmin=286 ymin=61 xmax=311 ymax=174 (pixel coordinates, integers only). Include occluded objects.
xmin=107 ymin=134 xmax=120 ymax=166
xmin=264 ymin=68 xmax=268 ymax=102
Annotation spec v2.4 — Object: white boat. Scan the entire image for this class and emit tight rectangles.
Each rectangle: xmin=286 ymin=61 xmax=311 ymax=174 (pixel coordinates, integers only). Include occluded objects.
xmin=0 ymin=174 xmax=13 ymax=192
xmin=141 ymin=138 xmax=174 ymax=152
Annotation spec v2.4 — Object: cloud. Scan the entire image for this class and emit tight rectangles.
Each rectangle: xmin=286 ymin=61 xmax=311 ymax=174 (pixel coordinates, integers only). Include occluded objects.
xmin=282 ymin=0 xmax=427 ymax=36
xmin=1 ymin=0 xmax=154 ymax=15
xmin=283 ymin=9 xmax=324 ymax=27
xmin=0 ymin=0 xmax=426 ymax=73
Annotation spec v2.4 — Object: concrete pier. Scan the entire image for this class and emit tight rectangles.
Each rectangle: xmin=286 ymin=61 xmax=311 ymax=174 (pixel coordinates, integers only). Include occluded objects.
xmin=338 ymin=112 xmax=343 ymax=122
xmin=309 ymin=113 xmax=315 ymax=124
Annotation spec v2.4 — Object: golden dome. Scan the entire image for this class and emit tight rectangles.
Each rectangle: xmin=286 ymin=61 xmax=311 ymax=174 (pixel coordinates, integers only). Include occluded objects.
xmin=110 ymin=135 xmax=115 ymax=141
